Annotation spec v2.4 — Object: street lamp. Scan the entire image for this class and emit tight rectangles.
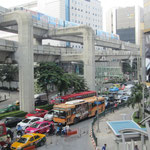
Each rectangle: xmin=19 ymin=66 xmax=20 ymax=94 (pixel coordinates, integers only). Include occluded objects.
xmin=95 ymin=80 xmax=100 ymax=133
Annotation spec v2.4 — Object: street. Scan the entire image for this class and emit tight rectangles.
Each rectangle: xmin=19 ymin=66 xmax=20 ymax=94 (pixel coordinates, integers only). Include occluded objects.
xmin=0 ymin=90 xmax=94 ymax=150
xmin=39 ymin=118 xmax=94 ymax=150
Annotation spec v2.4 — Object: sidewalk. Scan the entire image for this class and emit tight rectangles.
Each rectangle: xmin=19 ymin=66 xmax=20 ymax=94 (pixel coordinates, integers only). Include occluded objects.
xmin=93 ymin=106 xmax=136 ymax=150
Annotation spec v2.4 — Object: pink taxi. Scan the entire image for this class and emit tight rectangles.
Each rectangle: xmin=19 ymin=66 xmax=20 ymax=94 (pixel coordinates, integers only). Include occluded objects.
xmin=25 ymin=120 xmax=54 ymax=134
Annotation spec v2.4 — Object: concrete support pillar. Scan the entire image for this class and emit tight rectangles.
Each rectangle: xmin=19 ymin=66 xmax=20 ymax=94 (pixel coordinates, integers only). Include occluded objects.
xmin=83 ymin=27 xmax=95 ymax=90
xmin=141 ymin=134 xmax=144 ymax=150
xmin=17 ymin=13 xmax=34 ymax=112
xmin=115 ymin=141 xmax=119 ymax=150
xmin=121 ymin=133 xmax=126 ymax=150
xmin=131 ymin=139 xmax=135 ymax=150
xmin=130 ymin=56 xmax=133 ymax=68
xmin=126 ymin=143 xmax=130 ymax=150
xmin=3 ymin=11 xmax=35 ymax=112
xmin=145 ymin=121 xmax=150 ymax=147
xmin=137 ymin=57 xmax=141 ymax=81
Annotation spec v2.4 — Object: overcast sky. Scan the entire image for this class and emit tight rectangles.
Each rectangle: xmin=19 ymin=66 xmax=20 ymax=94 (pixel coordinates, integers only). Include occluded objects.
xmin=0 ymin=0 xmax=143 ymax=9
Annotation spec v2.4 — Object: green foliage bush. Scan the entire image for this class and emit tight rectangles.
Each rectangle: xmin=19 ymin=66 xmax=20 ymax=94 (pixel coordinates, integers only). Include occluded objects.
xmin=36 ymin=104 xmax=53 ymax=111
xmin=0 ymin=110 xmax=27 ymax=120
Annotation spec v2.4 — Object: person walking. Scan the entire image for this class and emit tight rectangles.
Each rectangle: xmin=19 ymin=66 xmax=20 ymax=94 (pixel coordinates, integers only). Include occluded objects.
xmin=134 ymin=145 xmax=139 ymax=150
xmin=102 ymin=144 xmax=107 ymax=150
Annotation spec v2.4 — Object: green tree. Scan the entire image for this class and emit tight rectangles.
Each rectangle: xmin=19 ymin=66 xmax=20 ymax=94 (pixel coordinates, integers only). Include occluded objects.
xmin=127 ymin=83 xmax=149 ymax=118
xmin=122 ymin=62 xmax=132 ymax=74
xmin=35 ymin=62 xmax=64 ymax=101
xmin=2 ymin=64 xmax=18 ymax=89
xmin=68 ymin=73 xmax=88 ymax=92
xmin=35 ymin=62 xmax=88 ymax=98
xmin=0 ymin=65 xmax=5 ymax=87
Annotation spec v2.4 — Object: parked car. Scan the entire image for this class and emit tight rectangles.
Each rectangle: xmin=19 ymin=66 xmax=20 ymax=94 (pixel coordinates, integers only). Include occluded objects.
xmin=25 ymin=120 xmax=54 ymax=134
xmin=0 ymin=104 xmax=19 ymax=114
xmin=25 ymin=109 xmax=48 ymax=118
xmin=16 ymin=116 xmax=44 ymax=130
xmin=35 ymin=99 xmax=48 ymax=106
xmin=44 ymin=110 xmax=54 ymax=121
xmin=4 ymin=117 xmax=23 ymax=128
xmin=11 ymin=133 xmax=46 ymax=149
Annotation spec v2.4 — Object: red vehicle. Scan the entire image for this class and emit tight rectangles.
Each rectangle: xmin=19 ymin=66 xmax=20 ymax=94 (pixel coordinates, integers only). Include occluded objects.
xmin=25 ymin=121 xmax=54 ymax=134
xmin=50 ymin=91 xmax=96 ymax=104
xmin=0 ymin=123 xmax=7 ymax=146
xmin=25 ymin=109 xmax=48 ymax=118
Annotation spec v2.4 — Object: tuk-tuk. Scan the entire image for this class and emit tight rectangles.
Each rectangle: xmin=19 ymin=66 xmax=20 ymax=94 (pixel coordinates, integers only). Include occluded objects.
xmin=0 ymin=123 xmax=7 ymax=146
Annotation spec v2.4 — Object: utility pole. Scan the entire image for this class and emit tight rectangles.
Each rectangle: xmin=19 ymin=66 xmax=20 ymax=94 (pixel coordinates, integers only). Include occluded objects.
xmin=96 ymin=81 xmax=100 ymax=133
xmin=142 ymin=33 xmax=146 ymax=120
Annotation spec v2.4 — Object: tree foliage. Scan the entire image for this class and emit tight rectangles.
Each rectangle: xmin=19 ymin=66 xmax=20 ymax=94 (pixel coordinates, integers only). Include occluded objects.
xmin=127 ymin=83 xmax=149 ymax=118
xmin=0 ymin=64 xmax=18 ymax=88
xmin=122 ymin=62 xmax=132 ymax=74
xmin=35 ymin=62 xmax=88 ymax=97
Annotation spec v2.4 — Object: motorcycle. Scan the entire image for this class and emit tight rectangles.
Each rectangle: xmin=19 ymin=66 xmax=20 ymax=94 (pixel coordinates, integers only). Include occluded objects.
xmin=1 ymin=143 xmax=11 ymax=150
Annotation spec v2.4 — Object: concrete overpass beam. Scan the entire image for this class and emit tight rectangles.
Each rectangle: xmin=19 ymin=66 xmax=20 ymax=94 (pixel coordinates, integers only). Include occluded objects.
xmin=82 ymin=27 xmax=95 ymax=91
xmin=3 ymin=11 xmax=34 ymax=112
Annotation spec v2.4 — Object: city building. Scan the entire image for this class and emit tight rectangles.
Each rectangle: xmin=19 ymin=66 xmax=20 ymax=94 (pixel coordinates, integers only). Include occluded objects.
xmin=5 ymin=0 xmax=102 ymax=48
xmin=106 ymin=6 xmax=144 ymax=45
xmin=144 ymin=0 xmax=150 ymax=81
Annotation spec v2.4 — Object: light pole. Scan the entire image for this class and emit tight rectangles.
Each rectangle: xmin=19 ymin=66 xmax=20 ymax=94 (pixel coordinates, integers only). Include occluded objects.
xmin=141 ymin=33 xmax=146 ymax=120
xmin=95 ymin=80 xmax=100 ymax=133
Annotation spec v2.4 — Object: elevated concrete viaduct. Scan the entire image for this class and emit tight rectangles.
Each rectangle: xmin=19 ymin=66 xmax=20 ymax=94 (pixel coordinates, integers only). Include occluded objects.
xmin=0 ymin=11 xmax=34 ymax=112
xmin=0 ymin=10 xmax=140 ymax=112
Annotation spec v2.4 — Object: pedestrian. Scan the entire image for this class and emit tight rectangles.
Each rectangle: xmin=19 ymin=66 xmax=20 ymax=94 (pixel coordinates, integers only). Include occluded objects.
xmin=48 ymin=123 xmax=54 ymax=135
xmin=102 ymin=144 xmax=107 ymax=150
xmin=6 ymin=128 xmax=14 ymax=141
xmin=134 ymin=145 xmax=139 ymax=150
xmin=17 ymin=125 xmax=23 ymax=136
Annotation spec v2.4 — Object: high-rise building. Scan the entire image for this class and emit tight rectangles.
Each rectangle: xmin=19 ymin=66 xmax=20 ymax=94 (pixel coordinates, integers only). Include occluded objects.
xmin=106 ymin=6 xmax=144 ymax=45
xmin=10 ymin=0 xmax=103 ymax=31
xmin=144 ymin=0 xmax=150 ymax=32
xmin=144 ymin=0 xmax=150 ymax=80
xmin=37 ymin=0 xmax=103 ymax=30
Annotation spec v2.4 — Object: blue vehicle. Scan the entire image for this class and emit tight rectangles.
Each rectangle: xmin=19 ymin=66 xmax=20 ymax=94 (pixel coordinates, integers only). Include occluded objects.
xmin=109 ymin=87 xmax=119 ymax=92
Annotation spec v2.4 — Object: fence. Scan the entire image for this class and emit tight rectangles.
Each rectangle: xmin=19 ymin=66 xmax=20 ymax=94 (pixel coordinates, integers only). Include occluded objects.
xmin=91 ymin=102 xmax=127 ymax=147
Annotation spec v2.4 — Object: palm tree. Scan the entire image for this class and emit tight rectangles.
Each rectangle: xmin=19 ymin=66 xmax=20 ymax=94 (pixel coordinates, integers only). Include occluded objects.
xmin=127 ymin=83 xmax=149 ymax=119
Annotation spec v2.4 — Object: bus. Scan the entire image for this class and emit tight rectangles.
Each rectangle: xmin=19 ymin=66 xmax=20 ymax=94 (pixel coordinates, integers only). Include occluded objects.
xmin=53 ymin=96 xmax=105 ymax=125
xmin=50 ymin=91 xmax=96 ymax=104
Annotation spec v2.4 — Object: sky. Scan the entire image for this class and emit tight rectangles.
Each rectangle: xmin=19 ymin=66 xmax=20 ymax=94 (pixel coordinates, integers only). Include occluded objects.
xmin=0 ymin=0 xmax=143 ymax=10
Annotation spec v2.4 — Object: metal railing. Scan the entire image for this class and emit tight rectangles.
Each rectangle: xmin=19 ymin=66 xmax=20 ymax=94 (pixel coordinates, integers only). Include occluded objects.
xmin=91 ymin=102 xmax=127 ymax=147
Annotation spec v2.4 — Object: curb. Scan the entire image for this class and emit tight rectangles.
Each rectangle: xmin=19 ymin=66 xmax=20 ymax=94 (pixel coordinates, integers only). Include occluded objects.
xmin=90 ymin=129 xmax=97 ymax=150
